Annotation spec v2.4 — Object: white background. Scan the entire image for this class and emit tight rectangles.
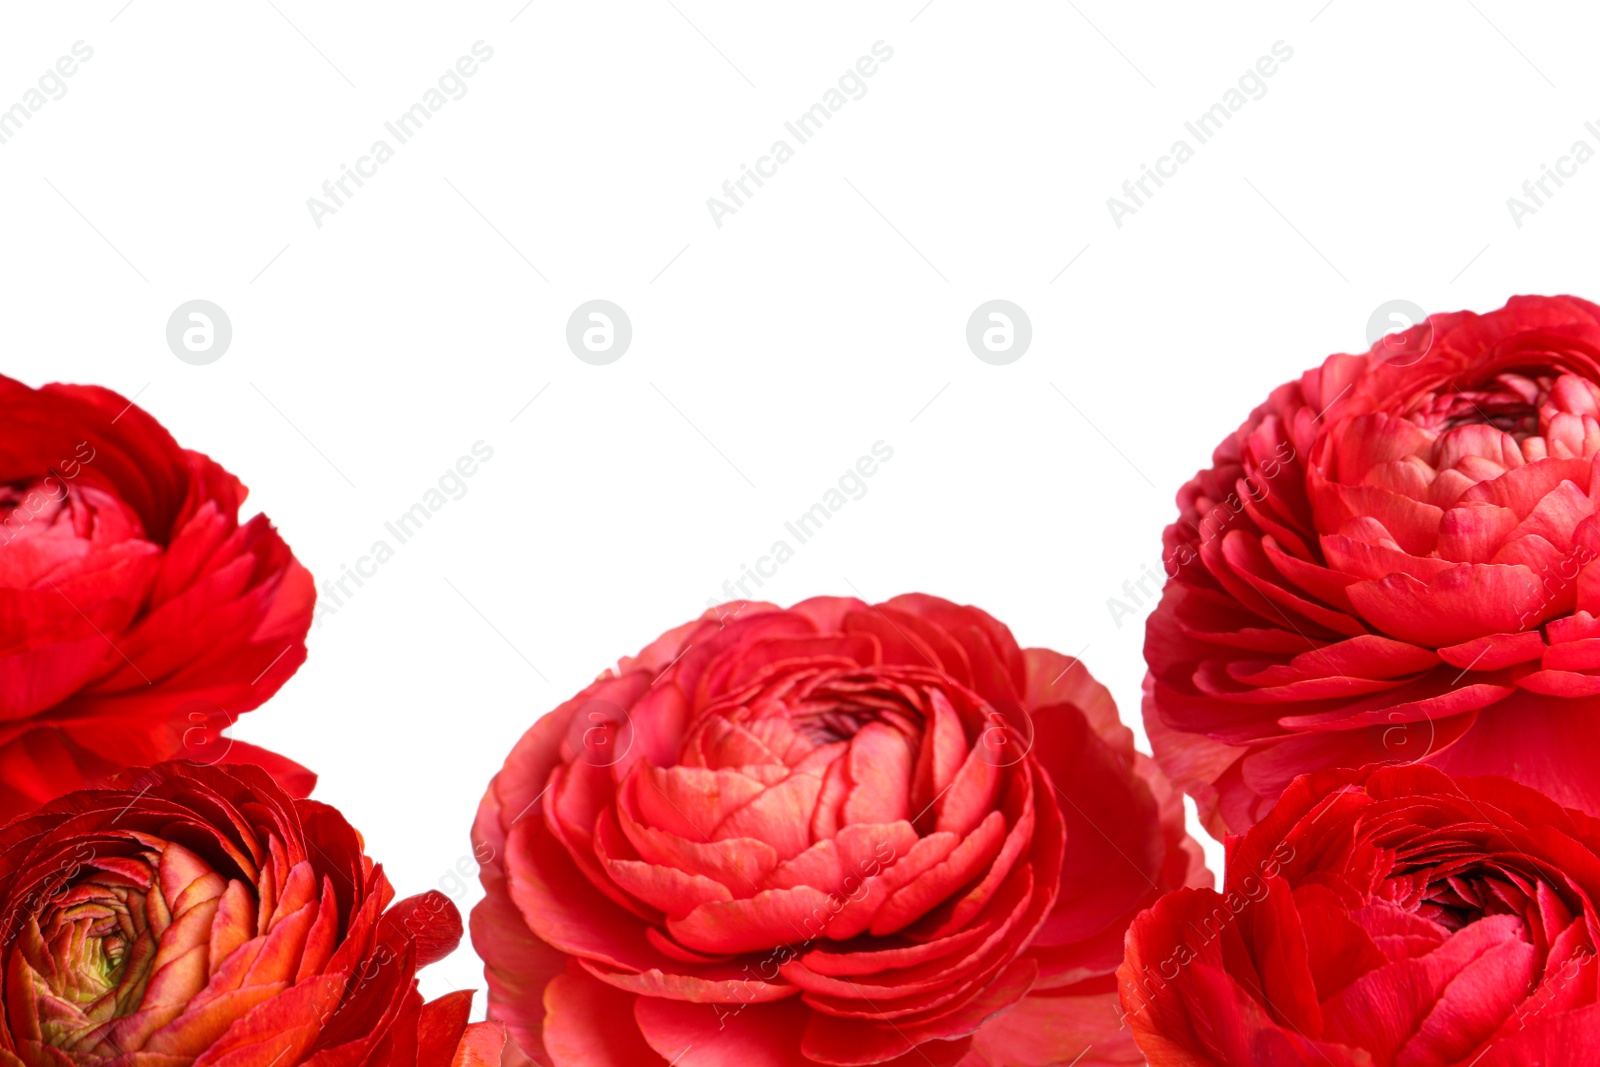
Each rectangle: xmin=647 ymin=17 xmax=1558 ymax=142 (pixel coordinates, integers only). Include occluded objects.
xmin=3 ymin=0 xmax=1596 ymax=1016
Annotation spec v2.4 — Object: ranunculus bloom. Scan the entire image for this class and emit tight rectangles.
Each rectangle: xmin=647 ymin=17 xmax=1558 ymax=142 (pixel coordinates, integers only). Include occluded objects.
xmin=0 ymin=376 xmax=315 ymax=820
xmin=473 ymin=595 xmax=1208 ymax=1066
xmin=1120 ymin=763 xmax=1600 ymax=1065
xmin=1145 ymin=295 xmax=1600 ymax=837
xmin=0 ymin=761 xmax=478 ymax=1066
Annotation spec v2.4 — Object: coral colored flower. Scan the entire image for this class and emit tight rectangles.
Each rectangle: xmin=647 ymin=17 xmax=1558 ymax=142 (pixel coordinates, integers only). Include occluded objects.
xmin=1145 ymin=295 xmax=1600 ymax=836
xmin=473 ymin=595 xmax=1207 ymax=1066
xmin=1120 ymin=764 xmax=1600 ymax=1066
xmin=0 ymin=376 xmax=315 ymax=820
xmin=0 ymin=761 xmax=474 ymax=1067
xmin=448 ymin=1021 xmax=508 ymax=1067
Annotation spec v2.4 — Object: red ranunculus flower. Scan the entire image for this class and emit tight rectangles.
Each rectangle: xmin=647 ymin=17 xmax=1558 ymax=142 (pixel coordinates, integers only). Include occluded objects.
xmin=472 ymin=595 xmax=1208 ymax=1066
xmin=1120 ymin=763 xmax=1600 ymax=1065
xmin=0 ymin=760 xmax=480 ymax=1067
xmin=1144 ymin=295 xmax=1600 ymax=837
xmin=0 ymin=376 xmax=315 ymax=820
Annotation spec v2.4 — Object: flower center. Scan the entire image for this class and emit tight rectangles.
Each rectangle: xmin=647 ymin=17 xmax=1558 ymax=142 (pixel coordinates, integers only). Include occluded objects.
xmin=0 ymin=479 xmax=72 ymax=532
xmin=1407 ymin=370 xmax=1600 ymax=462
xmin=0 ymin=478 xmax=149 ymax=555
xmin=1416 ymin=872 xmax=1524 ymax=933
xmin=17 ymin=839 xmax=243 ymax=1063
xmin=693 ymin=668 xmax=933 ymax=766
xmin=30 ymin=870 xmax=159 ymax=1053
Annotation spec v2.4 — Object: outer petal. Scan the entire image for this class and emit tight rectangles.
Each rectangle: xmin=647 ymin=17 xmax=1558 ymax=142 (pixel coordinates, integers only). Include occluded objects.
xmin=542 ymin=972 xmax=664 ymax=1067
